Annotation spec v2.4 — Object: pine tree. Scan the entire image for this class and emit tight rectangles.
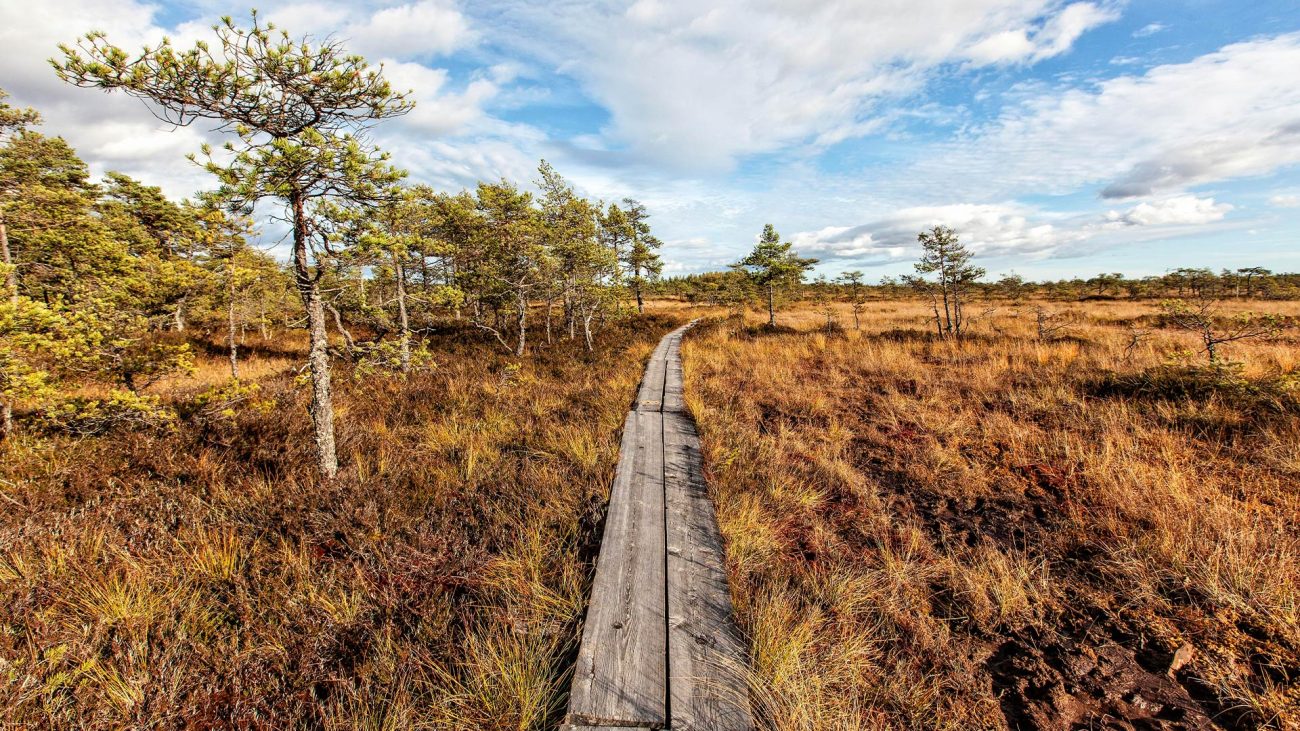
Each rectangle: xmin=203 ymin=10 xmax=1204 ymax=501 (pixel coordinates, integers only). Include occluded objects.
xmin=0 ymin=87 xmax=40 ymax=313
xmin=473 ymin=181 xmax=546 ymax=356
xmin=597 ymin=203 xmax=633 ymax=312
xmin=97 ymin=172 xmax=204 ymax=330
xmin=0 ymin=90 xmax=41 ymax=440
xmin=911 ymin=225 xmax=984 ymax=339
xmin=56 ymin=12 xmax=413 ymax=478
xmin=619 ymin=198 xmax=663 ymax=313
xmin=536 ymin=161 xmax=617 ymax=350
xmin=836 ymin=270 xmax=866 ymax=329
xmin=192 ymin=205 xmax=260 ymax=379
xmin=733 ymin=223 xmax=818 ymax=326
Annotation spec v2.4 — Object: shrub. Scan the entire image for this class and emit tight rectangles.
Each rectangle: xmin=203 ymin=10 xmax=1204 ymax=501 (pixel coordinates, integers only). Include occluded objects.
xmin=39 ymin=389 xmax=176 ymax=435
xmin=1091 ymin=361 xmax=1299 ymax=414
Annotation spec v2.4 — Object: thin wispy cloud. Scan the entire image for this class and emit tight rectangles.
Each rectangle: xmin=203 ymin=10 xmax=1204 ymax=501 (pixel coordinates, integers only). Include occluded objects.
xmin=1133 ymin=21 xmax=1167 ymax=37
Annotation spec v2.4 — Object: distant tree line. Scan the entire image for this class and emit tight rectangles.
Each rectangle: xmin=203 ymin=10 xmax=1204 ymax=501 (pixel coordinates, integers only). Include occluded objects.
xmin=657 ymin=262 xmax=1299 ymax=304
xmin=663 ymin=224 xmax=1293 ymax=354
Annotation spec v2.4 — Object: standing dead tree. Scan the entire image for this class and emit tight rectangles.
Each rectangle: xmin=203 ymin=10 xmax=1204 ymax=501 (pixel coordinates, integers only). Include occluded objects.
xmin=1033 ymin=306 xmax=1071 ymax=342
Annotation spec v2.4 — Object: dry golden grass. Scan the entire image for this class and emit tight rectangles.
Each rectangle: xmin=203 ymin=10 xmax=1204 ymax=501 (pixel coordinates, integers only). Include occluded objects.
xmin=683 ymin=298 xmax=1299 ymax=731
xmin=0 ymin=315 xmax=679 ymax=729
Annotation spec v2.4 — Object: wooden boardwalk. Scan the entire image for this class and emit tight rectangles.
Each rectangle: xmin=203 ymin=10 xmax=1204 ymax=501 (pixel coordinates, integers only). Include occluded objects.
xmin=565 ymin=323 xmax=752 ymax=730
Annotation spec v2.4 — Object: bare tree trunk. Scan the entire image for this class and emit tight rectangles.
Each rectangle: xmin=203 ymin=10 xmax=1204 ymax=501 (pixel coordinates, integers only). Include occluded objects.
xmin=940 ymin=283 xmax=953 ymax=336
xmin=544 ymin=298 xmax=553 ymax=345
xmin=173 ymin=300 xmax=186 ymax=332
xmin=393 ymin=249 xmax=411 ymax=373
xmin=1 ymin=212 xmax=20 ymax=440
xmin=291 ymin=190 xmax=338 ymax=479
xmin=635 ymin=280 xmax=644 ymax=313
xmin=767 ymin=283 xmax=776 ymax=326
xmin=952 ymin=285 xmax=963 ymax=339
xmin=324 ymin=303 xmax=357 ymax=358
xmin=582 ymin=309 xmax=595 ymax=352
xmin=228 ymin=266 xmax=239 ymax=380
xmin=515 ymin=292 xmax=527 ymax=357
xmin=930 ymin=290 xmax=943 ymax=339
xmin=1 ymin=214 xmax=16 ymax=307
xmin=565 ymin=286 xmax=576 ymax=340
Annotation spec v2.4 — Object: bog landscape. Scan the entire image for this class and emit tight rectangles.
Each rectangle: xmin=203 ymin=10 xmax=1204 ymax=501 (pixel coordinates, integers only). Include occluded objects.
xmin=1 ymin=3 xmax=1298 ymax=730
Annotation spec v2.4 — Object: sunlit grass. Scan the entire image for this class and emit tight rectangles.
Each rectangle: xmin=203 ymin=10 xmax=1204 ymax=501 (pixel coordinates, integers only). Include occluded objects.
xmin=684 ymin=297 xmax=1300 ymax=729
xmin=0 ymin=314 xmax=678 ymax=728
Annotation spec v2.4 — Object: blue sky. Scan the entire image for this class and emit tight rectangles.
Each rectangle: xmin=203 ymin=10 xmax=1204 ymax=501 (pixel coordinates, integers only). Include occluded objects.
xmin=3 ymin=0 xmax=1299 ymax=281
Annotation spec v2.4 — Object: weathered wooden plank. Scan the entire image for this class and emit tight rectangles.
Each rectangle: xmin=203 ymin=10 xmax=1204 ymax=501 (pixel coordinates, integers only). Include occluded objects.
xmin=664 ymin=407 xmax=753 ymax=731
xmin=567 ymin=408 xmax=668 ymax=727
xmin=662 ymin=333 xmax=686 ymax=413
xmin=636 ymin=336 xmax=670 ymax=410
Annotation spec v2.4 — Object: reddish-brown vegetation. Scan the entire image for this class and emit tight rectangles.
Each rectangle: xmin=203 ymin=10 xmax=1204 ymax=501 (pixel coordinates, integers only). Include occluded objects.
xmin=684 ymin=299 xmax=1299 ymax=730
xmin=0 ymin=315 xmax=676 ymax=729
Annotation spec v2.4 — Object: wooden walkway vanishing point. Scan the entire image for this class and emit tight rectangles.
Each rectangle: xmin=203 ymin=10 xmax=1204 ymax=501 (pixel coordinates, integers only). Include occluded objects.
xmin=564 ymin=323 xmax=753 ymax=731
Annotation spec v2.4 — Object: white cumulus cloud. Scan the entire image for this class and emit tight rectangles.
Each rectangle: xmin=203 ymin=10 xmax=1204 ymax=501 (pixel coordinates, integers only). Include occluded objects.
xmin=1108 ymin=196 xmax=1233 ymax=226
xmin=348 ymin=0 xmax=475 ymax=59
xmin=791 ymin=194 xmax=1240 ymax=268
xmin=791 ymin=203 xmax=1079 ymax=262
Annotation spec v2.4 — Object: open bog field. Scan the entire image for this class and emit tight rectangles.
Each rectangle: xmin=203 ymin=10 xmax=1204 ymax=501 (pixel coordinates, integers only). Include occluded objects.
xmin=682 ymin=298 xmax=1300 ymax=731
xmin=0 ymin=315 xmax=677 ymax=729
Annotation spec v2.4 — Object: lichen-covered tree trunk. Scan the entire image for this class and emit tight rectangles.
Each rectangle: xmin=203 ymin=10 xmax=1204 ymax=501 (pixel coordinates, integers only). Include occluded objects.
xmin=228 ymin=270 xmax=239 ymax=380
xmin=544 ymin=297 xmax=556 ymax=345
xmin=291 ymin=191 xmax=338 ymax=479
xmin=2 ymin=215 xmax=15 ymax=440
xmin=582 ymin=308 xmax=596 ymax=352
xmin=2 ymin=214 xmax=16 ymax=307
xmin=515 ymin=292 xmax=527 ymax=357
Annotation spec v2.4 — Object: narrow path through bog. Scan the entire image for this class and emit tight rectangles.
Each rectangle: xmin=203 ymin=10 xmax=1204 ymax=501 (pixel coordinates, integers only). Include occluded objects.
xmin=564 ymin=322 xmax=752 ymax=731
